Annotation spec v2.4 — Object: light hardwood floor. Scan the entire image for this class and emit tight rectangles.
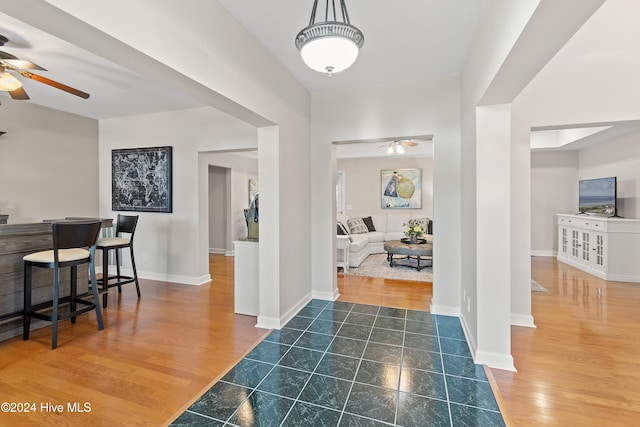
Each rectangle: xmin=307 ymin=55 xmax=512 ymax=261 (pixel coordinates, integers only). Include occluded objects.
xmin=0 ymin=255 xmax=270 ymax=426
xmin=340 ymin=259 xmax=640 ymax=426
xmin=1 ymin=255 xmax=639 ymax=425
xmin=493 ymin=256 xmax=640 ymax=426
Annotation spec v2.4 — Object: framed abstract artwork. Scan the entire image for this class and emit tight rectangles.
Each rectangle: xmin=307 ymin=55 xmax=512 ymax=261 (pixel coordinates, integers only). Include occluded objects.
xmin=112 ymin=146 xmax=173 ymax=213
xmin=381 ymin=168 xmax=422 ymax=209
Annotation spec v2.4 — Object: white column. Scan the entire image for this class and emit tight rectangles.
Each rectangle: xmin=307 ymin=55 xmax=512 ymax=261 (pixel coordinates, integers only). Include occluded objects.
xmin=475 ymin=104 xmax=515 ymax=371
xmin=510 ymin=114 xmax=535 ymax=327
xmin=256 ymin=126 xmax=281 ymax=328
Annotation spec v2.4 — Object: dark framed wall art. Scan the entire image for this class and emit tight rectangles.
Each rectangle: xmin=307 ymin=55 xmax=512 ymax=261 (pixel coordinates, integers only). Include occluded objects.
xmin=112 ymin=146 xmax=173 ymax=213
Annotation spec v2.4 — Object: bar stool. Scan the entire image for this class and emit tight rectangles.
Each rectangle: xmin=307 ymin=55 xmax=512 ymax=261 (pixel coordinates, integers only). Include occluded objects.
xmin=23 ymin=220 xmax=104 ymax=349
xmin=96 ymin=214 xmax=140 ymax=308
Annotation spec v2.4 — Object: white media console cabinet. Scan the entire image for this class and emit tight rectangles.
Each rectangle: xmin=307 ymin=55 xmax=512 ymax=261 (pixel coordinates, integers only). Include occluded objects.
xmin=557 ymin=214 xmax=640 ymax=282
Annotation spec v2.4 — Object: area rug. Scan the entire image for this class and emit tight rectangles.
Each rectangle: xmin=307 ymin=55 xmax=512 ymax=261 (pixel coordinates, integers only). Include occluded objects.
xmin=349 ymin=254 xmax=551 ymax=293
xmin=531 ymin=279 xmax=550 ymax=293
xmin=347 ymin=254 xmax=432 ymax=282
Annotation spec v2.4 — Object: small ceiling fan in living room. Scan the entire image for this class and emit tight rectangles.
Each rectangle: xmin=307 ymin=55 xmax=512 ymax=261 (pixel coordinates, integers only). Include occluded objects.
xmin=0 ymin=34 xmax=90 ymax=102
xmin=380 ymin=139 xmax=420 ymax=154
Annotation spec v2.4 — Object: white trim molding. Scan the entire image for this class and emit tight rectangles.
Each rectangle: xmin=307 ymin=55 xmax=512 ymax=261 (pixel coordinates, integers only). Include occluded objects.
xmin=430 ymin=304 xmax=460 ymax=317
xmin=511 ymin=313 xmax=536 ymax=328
xmin=475 ymin=350 xmax=516 ymax=372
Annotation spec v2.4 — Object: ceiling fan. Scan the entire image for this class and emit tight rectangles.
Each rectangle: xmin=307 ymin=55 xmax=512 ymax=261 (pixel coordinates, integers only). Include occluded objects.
xmin=380 ymin=139 xmax=420 ymax=154
xmin=0 ymin=34 xmax=89 ymax=101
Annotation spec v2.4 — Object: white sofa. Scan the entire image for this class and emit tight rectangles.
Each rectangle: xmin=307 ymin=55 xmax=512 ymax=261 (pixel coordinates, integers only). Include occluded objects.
xmin=338 ymin=213 xmax=432 ymax=268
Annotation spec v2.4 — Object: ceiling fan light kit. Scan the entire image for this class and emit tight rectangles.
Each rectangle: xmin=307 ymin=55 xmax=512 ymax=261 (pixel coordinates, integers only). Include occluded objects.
xmin=0 ymin=35 xmax=90 ymax=101
xmin=382 ymin=139 xmax=423 ymax=154
xmin=386 ymin=141 xmax=405 ymax=154
xmin=295 ymin=0 xmax=364 ymax=75
xmin=0 ymin=71 xmax=22 ymax=91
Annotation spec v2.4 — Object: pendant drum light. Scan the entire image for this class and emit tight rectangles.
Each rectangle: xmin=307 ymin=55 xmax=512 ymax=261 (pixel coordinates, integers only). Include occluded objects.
xmin=295 ymin=0 xmax=364 ymax=75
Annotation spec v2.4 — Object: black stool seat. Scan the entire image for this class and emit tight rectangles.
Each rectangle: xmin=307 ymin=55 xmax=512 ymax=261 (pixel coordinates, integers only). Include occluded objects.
xmin=95 ymin=214 xmax=140 ymax=308
xmin=23 ymin=221 xmax=104 ymax=349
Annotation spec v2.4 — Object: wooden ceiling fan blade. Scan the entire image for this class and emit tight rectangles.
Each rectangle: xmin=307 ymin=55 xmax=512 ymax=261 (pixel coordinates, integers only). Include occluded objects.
xmin=403 ymin=140 xmax=419 ymax=147
xmin=9 ymin=86 xmax=29 ymax=100
xmin=21 ymin=71 xmax=89 ymax=99
xmin=2 ymin=59 xmax=47 ymax=71
xmin=0 ymin=50 xmax=19 ymax=60
xmin=0 ymin=51 xmax=46 ymax=70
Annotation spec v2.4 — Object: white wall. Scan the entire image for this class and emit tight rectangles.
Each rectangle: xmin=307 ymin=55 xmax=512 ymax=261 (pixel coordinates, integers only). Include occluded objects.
xmin=204 ymin=153 xmax=259 ymax=254
xmin=310 ymin=74 xmax=461 ymax=306
xmin=529 ymin=131 xmax=640 ymax=256
xmin=517 ymin=0 xmax=640 ymax=260
xmin=579 ymin=132 xmax=640 ymax=219
xmin=531 ymin=151 xmax=578 ymax=256
xmin=99 ymin=107 xmax=257 ymax=285
xmin=208 ymin=166 xmax=227 ymax=253
xmin=28 ymin=0 xmax=312 ymax=326
xmin=0 ymin=99 xmax=98 ymax=223
xmin=459 ymin=0 xmax=605 ymax=370
xmin=336 ymin=156 xmax=433 ymax=217
xmin=460 ymin=0 xmax=542 ymax=370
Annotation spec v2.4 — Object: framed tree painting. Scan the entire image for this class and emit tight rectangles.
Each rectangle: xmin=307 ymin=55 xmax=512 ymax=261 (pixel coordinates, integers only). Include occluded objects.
xmin=381 ymin=168 xmax=422 ymax=209
xmin=112 ymin=146 xmax=173 ymax=213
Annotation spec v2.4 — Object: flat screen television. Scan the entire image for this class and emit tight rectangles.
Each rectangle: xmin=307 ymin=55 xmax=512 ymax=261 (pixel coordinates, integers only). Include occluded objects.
xmin=578 ymin=176 xmax=617 ymax=216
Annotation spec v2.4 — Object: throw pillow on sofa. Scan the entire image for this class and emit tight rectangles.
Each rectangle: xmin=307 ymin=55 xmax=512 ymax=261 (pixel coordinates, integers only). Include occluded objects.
xmin=337 ymin=221 xmax=351 ymax=238
xmin=347 ymin=218 xmax=369 ymax=234
xmin=362 ymin=216 xmax=376 ymax=232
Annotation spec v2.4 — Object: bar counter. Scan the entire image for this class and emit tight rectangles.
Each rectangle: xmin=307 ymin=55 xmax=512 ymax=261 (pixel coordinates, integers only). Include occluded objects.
xmin=0 ymin=219 xmax=112 ymax=342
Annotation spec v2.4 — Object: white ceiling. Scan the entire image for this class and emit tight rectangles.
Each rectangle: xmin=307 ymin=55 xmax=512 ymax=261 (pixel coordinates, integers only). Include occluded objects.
xmin=0 ymin=10 xmax=203 ymax=120
xmin=2 ymin=1 xmax=638 ymax=155
xmin=218 ymin=0 xmax=483 ymax=92
xmin=0 ymin=1 xmax=483 ymax=120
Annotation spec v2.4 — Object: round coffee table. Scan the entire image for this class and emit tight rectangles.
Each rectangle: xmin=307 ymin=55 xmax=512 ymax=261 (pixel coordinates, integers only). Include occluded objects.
xmin=384 ymin=240 xmax=433 ymax=271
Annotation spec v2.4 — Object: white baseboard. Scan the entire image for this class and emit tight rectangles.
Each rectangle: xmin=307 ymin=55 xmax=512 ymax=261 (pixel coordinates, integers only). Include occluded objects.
xmin=511 ymin=313 xmax=536 ymax=328
xmin=475 ymin=350 xmax=516 ymax=372
xmin=225 ymin=250 xmax=234 ymax=256
xmin=531 ymin=250 xmax=555 ymax=257
xmin=459 ymin=314 xmax=477 ymax=363
xmin=459 ymin=313 xmax=518 ymax=372
xmin=209 ymin=248 xmax=226 ymax=254
xmin=430 ymin=304 xmax=460 ymax=317
xmin=312 ymin=288 xmax=339 ymax=301
xmin=256 ymin=316 xmax=280 ymax=329
xmin=256 ymin=293 xmax=312 ymax=330
xmin=111 ymin=266 xmax=211 ymax=286
xmin=280 ymin=295 xmax=312 ymax=328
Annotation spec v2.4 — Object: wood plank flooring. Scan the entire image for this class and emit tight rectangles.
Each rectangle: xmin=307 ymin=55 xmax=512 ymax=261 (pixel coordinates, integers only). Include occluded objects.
xmin=492 ymin=256 xmax=640 ymax=426
xmin=337 ymin=272 xmax=432 ymax=311
xmin=1 ymin=254 xmax=639 ymax=426
xmin=0 ymin=255 xmax=270 ymax=426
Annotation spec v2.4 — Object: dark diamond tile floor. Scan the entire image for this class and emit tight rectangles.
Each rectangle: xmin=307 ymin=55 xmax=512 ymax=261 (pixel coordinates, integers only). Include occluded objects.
xmin=171 ymin=300 xmax=505 ymax=427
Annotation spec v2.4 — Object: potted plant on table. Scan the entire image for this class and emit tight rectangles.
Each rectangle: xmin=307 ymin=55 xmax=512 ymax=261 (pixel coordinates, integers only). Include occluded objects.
xmin=403 ymin=219 xmax=425 ymax=243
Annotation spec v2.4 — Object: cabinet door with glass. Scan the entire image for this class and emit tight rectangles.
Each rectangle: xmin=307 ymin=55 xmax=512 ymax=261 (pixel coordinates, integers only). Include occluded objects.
xmin=558 ymin=225 xmax=569 ymax=258
xmin=569 ymin=228 xmax=581 ymax=261
xmin=592 ymin=231 xmax=607 ymax=271
xmin=579 ymin=230 xmax=592 ymax=264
